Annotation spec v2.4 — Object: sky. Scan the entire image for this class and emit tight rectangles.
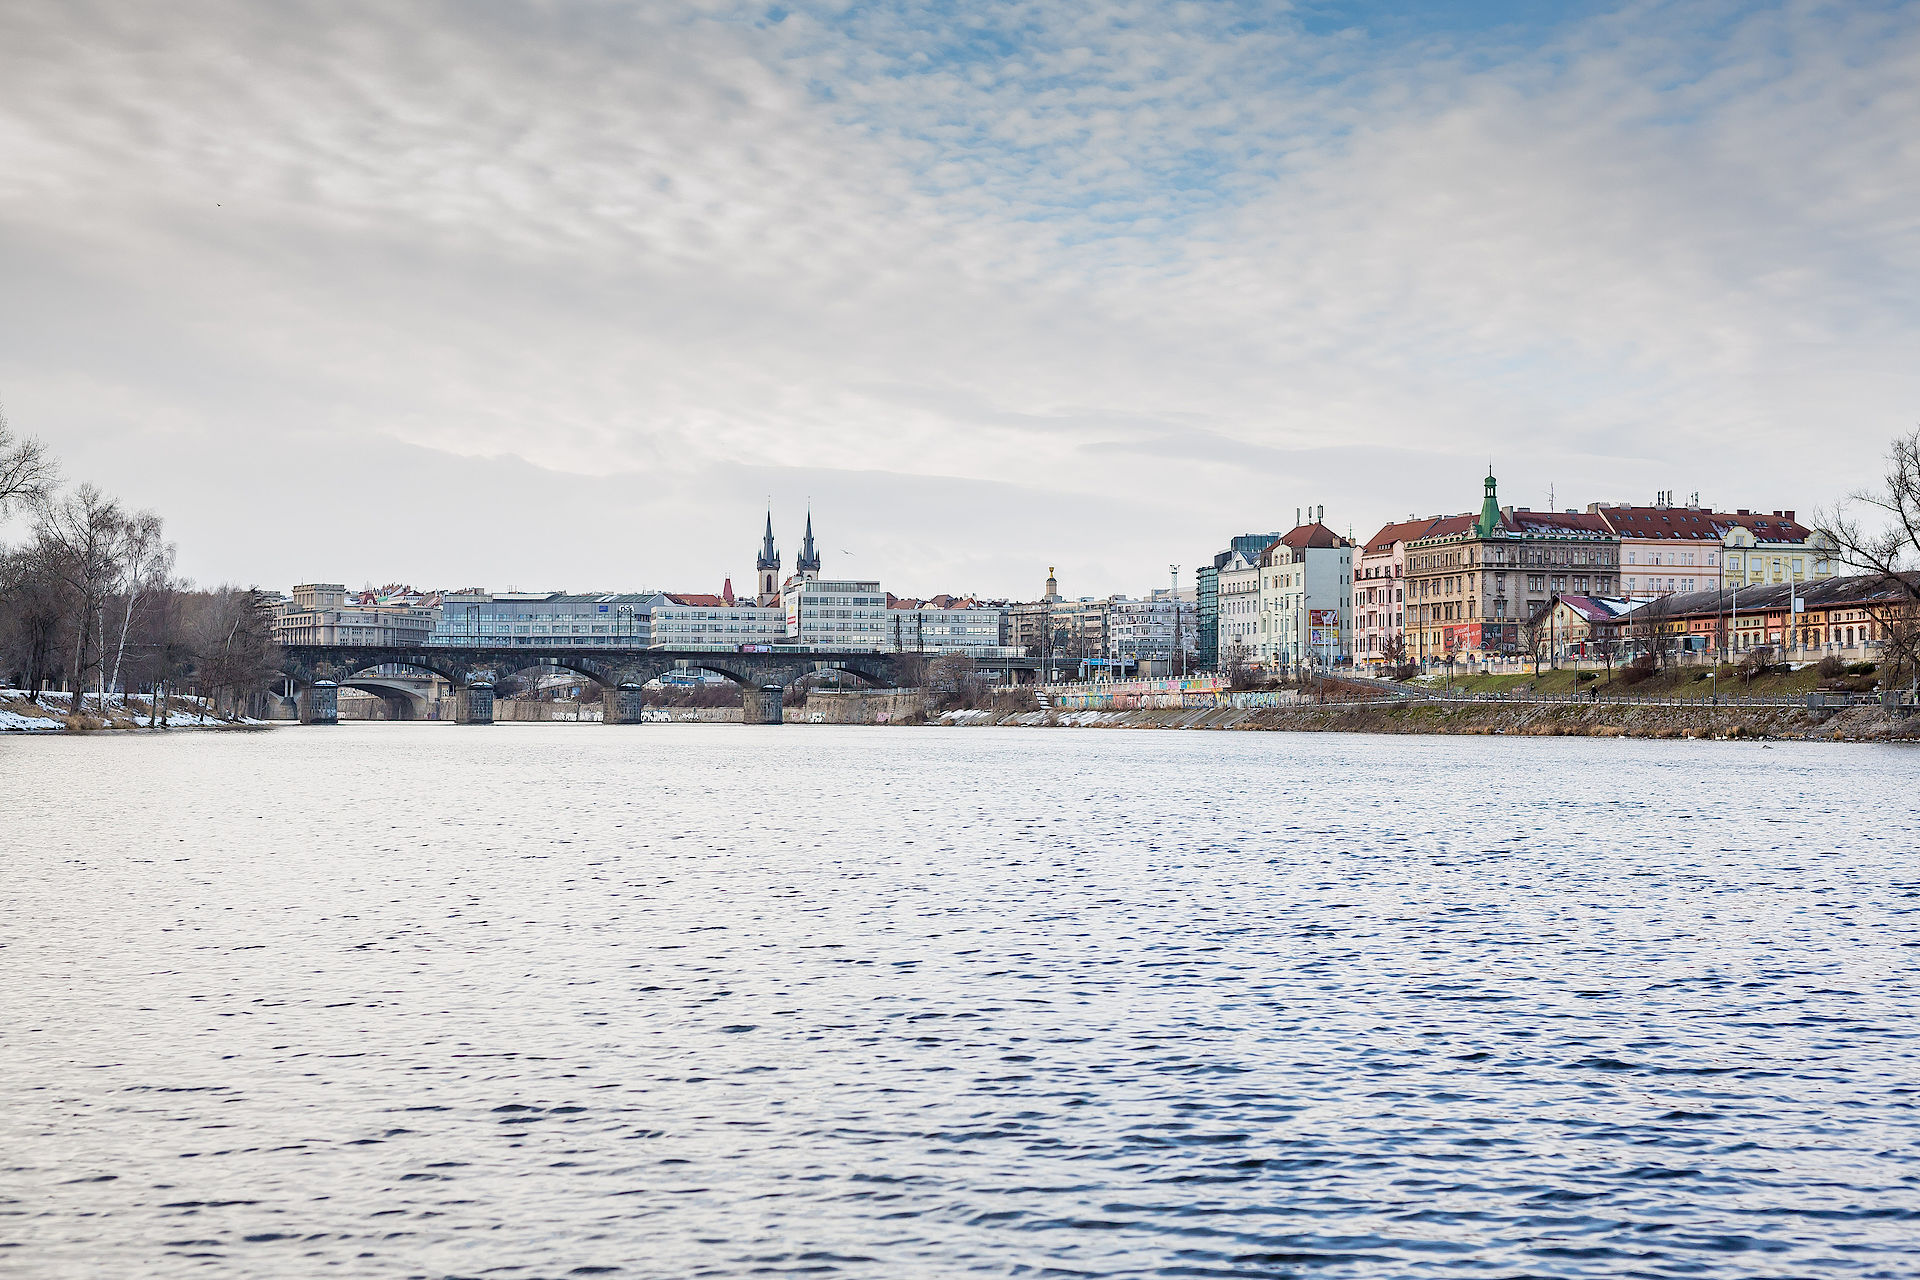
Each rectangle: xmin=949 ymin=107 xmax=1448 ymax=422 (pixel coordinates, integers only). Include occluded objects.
xmin=2 ymin=0 xmax=1917 ymax=599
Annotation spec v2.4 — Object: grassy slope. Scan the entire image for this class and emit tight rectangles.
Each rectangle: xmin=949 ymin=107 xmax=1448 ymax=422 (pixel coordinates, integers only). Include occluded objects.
xmin=1419 ymin=663 xmax=1833 ymax=699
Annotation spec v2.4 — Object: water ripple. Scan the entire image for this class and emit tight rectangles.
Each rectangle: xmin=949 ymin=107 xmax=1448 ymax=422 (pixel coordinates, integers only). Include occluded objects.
xmin=3 ymin=725 xmax=1918 ymax=1276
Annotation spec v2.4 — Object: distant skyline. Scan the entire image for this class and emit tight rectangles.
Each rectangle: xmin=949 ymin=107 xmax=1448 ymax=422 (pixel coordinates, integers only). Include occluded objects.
xmin=3 ymin=0 xmax=1916 ymax=599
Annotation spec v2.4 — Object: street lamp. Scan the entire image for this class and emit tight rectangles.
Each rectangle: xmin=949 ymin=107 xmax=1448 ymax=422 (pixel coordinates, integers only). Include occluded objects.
xmin=1169 ymin=564 xmax=1183 ymax=679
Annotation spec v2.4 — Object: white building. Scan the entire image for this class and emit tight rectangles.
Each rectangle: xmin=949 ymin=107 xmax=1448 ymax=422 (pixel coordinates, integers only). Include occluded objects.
xmin=785 ymin=578 xmax=890 ymax=651
xmin=1215 ymin=545 xmax=1268 ymax=664
xmin=1256 ymin=516 xmax=1353 ymax=669
xmin=1107 ymin=590 xmax=1198 ymax=675
xmin=883 ymin=599 xmax=1006 ymax=652
xmin=649 ymin=594 xmax=789 ymax=649
xmin=428 ymin=591 xmax=665 ymax=646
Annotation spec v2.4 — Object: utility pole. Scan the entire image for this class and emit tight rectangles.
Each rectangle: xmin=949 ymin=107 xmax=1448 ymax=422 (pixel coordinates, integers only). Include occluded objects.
xmin=1169 ymin=564 xmax=1183 ymax=679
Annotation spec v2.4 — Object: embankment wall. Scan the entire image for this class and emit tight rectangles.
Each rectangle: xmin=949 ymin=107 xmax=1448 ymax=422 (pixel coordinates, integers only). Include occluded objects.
xmin=937 ymin=700 xmax=1916 ymax=741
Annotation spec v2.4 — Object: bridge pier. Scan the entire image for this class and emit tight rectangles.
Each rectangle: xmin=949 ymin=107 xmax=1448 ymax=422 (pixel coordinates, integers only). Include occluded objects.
xmin=742 ymin=684 xmax=784 ymax=725
xmin=297 ymin=682 xmax=338 ymax=725
xmin=453 ymin=684 xmax=495 ymax=725
xmin=604 ymin=685 xmax=647 ymax=725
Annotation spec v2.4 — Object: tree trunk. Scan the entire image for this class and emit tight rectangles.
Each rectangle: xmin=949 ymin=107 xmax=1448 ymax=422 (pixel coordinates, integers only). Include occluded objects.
xmin=70 ymin=605 xmax=91 ymax=716
xmin=96 ymin=608 xmax=108 ymax=705
xmin=110 ymin=589 xmax=140 ymax=702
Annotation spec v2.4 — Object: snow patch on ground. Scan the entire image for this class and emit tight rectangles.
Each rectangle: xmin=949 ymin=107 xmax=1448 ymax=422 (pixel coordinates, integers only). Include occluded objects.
xmin=0 ymin=688 xmax=268 ymax=731
xmin=1 ymin=705 xmax=65 ymax=731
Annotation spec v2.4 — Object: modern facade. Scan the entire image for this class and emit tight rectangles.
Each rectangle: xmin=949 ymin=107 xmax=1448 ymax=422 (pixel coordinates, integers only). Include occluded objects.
xmin=1108 ymin=590 xmax=1198 ymax=675
xmin=429 ymin=591 xmax=665 ymax=646
xmin=785 ymin=578 xmax=889 ymax=650
xmin=649 ymin=594 xmax=789 ymax=649
xmin=883 ymin=597 xmax=1008 ymax=653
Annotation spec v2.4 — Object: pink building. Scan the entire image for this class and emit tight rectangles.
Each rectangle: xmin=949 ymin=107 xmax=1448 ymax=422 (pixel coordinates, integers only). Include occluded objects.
xmin=1352 ymin=517 xmax=1440 ymax=668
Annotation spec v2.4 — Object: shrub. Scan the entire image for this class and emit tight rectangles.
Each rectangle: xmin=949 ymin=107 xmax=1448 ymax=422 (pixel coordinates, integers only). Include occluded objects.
xmin=1816 ymin=655 xmax=1847 ymax=678
xmin=1848 ymin=661 xmax=1878 ymax=676
xmin=1619 ymin=657 xmax=1656 ymax=687
xmin=1576 ymin=671 xmax=1597 ymax=683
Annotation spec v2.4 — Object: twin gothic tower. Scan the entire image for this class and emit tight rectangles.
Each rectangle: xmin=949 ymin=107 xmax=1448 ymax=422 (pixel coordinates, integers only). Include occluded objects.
xmin=756 ymin=511 xmax=821 ymax=606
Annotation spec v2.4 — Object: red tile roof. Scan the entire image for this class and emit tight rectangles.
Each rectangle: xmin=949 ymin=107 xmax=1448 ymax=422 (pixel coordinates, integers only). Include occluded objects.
xmin=1278 ymin=522 xmax=1351 ymax=549
xmin=1362 ymin=517 xmax=1443 ymax=554
xmin=1593 ymin=505 xmax=1721 ymax=540
xmin=1714 ymin=510 xmax=1812 ymax=541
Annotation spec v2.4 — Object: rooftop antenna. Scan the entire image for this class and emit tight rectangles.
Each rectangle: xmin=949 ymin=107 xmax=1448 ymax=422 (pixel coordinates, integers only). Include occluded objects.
xmin=1548 ymin=482 xmax=1556 ymax=512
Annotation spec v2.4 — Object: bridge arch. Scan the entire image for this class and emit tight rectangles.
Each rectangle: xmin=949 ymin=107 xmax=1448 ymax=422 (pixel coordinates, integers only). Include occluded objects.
xmin=787 ymin=662 xmax=895 ymax=691
xmin=488 ymin=654 xmax=629 ymax=691
xmin=278 ymin=654 xmax=470 ymax=689
xmin=339 ymin=677 xmax=434 ymax=720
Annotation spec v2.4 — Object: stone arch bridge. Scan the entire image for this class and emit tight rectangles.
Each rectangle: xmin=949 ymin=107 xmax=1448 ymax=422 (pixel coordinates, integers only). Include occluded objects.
xmin=277 ymin=643 xmax=1023 ymax=725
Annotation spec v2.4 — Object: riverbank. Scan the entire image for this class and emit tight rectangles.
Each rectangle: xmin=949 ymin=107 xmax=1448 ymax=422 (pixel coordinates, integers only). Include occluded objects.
xmin=0 ymin=689 xmax=264 ymax=732
xmin=932 ymin=699 xmax=1918 ymax=741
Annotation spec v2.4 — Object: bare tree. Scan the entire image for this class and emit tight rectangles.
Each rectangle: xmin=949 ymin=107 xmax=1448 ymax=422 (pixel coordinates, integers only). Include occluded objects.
xmin=0 ymin=539 xmax=70 ymax=699
xmin=1520 ymin=605 xmax=1550 ymax=676
xmin=186 ymin=587 xmax=280 ymax=718
xmin=1819 ymin=428 xmax=1920 ymax=697
xmin=1377 ymin=630 xmax=1412 ymax=681
xmin=1624 ymin=596 xmax=1676 ymax=673
xmin=123 ymin=576 xmax=193 ymax=726
xmin=0 ymin=405 xmax=56 ymax=517
xmin=1221 ymin=641 xmax=1253 ymax=690
xmin=33 ymin=484 xmax=129 ymax=715
xmin=106 ymin=511 xmax=173 ymax=700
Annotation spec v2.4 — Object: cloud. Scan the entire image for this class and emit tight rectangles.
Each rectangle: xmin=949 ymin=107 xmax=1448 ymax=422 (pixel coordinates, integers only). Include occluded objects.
xmin=1 ymin=0 xmax=1915 ymax=594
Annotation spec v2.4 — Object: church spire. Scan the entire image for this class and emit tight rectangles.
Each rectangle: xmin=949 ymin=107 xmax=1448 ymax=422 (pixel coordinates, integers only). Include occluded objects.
xmin=757 ymin=510 xmax=779 ymax=572
xmin=755 ymin=510 xmax=781 ymax=607
xmin=797 ymin=510 xmax=821 ymax=577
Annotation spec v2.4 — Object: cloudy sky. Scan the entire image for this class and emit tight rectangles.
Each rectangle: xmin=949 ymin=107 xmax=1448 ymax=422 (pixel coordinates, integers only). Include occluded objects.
xmin=3 ymin=0 xmax=1916 ymax=598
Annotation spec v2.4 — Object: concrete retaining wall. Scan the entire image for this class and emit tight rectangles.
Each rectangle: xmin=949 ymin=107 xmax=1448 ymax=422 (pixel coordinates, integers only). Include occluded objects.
xmin=802 ymin=689 xmax=927 ymax=723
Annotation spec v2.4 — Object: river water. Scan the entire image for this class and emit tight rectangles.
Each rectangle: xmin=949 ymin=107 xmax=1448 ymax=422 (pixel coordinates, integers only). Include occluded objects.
xmin=4 ymin=724 xmax=1918 ymax=1277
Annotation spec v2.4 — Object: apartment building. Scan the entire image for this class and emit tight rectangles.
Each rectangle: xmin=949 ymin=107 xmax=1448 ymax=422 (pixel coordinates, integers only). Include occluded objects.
xmin=1197 ymin=533 xmax=1282 ymax=670
xmin=883 ymin=596 xmax=1008 ymax=653
xmin=1403 ymin=473 xmax=1619 ymax=665
xmin=1351 ymin=518 xmax=1435 ymax=668
xmin=1589 ymin=494 xmax=1836 ymax=599
xmin=1256 ymin=516 xmax=1351 ymax=669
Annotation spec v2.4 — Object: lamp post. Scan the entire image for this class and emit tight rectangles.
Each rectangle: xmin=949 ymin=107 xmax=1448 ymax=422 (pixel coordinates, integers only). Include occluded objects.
xmin=1169 ymin=564 xmax=1183 ymax=679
